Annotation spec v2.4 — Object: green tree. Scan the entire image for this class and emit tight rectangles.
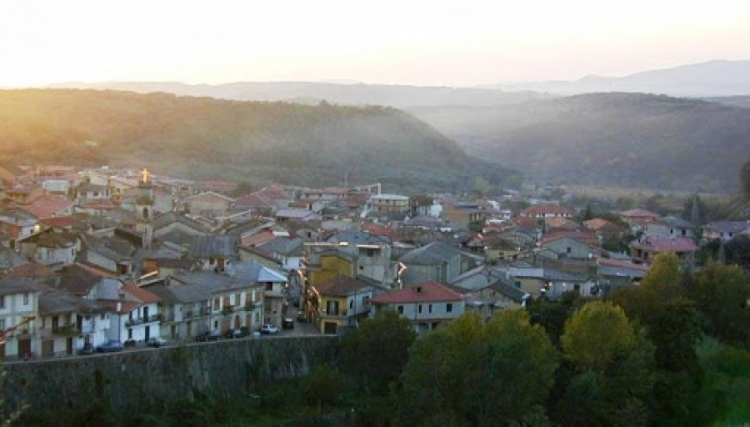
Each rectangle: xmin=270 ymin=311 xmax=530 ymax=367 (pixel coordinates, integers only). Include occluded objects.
xmin=561 ymin=301 xmax=636 ymax=372
xmin=340 ymin=309 xmax=416 ymax=396
xmin=395 ymin=311 xmax=557 ymax=426
xmin=686 ymin=261 xmax=750 ymax=346
xmin=303 ymin=365 xmax=349 ymax=413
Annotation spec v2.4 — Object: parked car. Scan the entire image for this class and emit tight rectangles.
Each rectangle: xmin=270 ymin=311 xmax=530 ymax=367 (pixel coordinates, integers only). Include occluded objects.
xmin=225 ymin=328 xmax=243 ymax=339
xmin=260 ymin=324 xmax=279 ymax=335
xmin=146 ymin=337 xmax=168 ymax=348
xmin=282 ymin=318 xmax=294 ymax=329
xmin=79 ymin=343 xmax=95 ymax=355
xmin=196 ymin=330 xmax=220 ymax=342
xmin=124 ymin=338 xmax=137 ymax=347
xmin=97 ymin=340 xmax=124 ymax=353
xmin=297 ymin=313 xmax=306 ymax=323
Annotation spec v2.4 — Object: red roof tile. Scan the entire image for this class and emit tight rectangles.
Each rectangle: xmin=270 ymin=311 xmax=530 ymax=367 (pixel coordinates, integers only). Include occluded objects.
xmin=122 ymin=282 xmax=162 ymax=304
xmin=631 ymin=237 xmax=697 ymax=253
xmin=39 ymin=216 xmax=78 ymax=229
xmin=619 ymin=209 xmax=661 ymax=219
xmin=371 ymin=282 xmax=463 ymax=304
xmin=18 ymin=195 xmax=74 ymax=219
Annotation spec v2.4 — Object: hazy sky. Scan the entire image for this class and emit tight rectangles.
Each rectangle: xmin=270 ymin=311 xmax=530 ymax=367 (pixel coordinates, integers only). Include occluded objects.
xmin=1 ymin=0 xmax=749 ymax=87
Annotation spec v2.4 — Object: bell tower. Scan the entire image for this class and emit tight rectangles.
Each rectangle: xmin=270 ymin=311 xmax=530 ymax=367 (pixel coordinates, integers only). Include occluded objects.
xmin=135 ymin=167 xmax=154 ymax=248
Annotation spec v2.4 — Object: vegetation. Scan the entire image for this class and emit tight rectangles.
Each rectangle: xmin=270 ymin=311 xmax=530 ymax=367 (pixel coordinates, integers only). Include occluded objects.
xmin=410 ymin=93 xmax=750 ymax=193
xmin=0 ymin=89 xmax=521 ymax=193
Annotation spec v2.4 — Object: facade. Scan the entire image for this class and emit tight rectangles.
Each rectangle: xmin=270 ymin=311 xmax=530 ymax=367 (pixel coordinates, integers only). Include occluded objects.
xmin=398 ymin=241 xmax=465 ymax=286
xmin=370 ymin=282 xmax=465 ymax=335
xmin=308 ymin=276 xmax=374 ymax=335
xmin=0 ymin=278 xmax=42 ymax=360
xmin=368 ymin=194 xmax=410 ymax=213
xmin=38 ymin=290 xmax=110 ymax=356
xmin=703 ymin=221 xmax=750 ymax=242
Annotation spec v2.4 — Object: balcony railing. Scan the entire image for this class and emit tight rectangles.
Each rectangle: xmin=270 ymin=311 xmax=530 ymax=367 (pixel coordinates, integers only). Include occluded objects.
xmin=52 ymin=324 xmax=81 ymax=337
xmin=125 ymin=314 xmax=161 ymax=327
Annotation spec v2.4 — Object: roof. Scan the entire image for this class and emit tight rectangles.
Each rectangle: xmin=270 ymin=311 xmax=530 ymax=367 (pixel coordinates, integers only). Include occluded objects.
xmin=619 ymin=209 xmax=661 ymax=219
xmin=0 ymin=277 xmax=42 ymax=296
xmin=705 ymin=221 xmax=750 ymax=234
xmin=122 ymin=282 xmax=162 ymax=304
xmin=584 ymin=218 xmax=617 ymax=231
xmin=315 ymin=276 xmax=372 ymax=297
xmin=327 ymin=230 xmax=391 ymax=246
xmin=39 ymin=290 xmax=109 ymax=316
xmin=399 ymin=241 xmax=460 ymax=265
xmin=371 ymin=282 xmax=463 ymax=304
xmin=360 ymin=222 xmax=401 ymax=240
xmin=0 ymin=247 xmax=29 ymax=270
xmin=257 ymin=237 xmax=304 ymax=257
xmin=541 ymin=230 xmax=599 ymax=247
xmin=631 ymin=237 xmax=698 ymax=253
xmin=188 ymin=235 xmax=238 ymax=259
xmin=39 ymin=216 xmax=79 ymax=229
xmin=170 ymin=270 xmax=259 ymax=292
xmin=226 ymin=261 xmax=288 ymax=283
xmin=58 ymin=263 xmax=115 ymax=296
xmin=521 ymin=205 xmax=576 ymax=217
xmin=488 ymin=279 xmax=529 ymax=303
xmin=185 ymin=191 xmax=235 ymax=203
xmin=22 ymin=230 xmax=78 ymax=248
xmin=18 ymin=195 xmax=74 ymax=219
xmin=5 ymin=262 xmax=54 ymax=279
xmin=153 ymin=212 xmax=210 ymax=233
xmin=275 ymin=209 xmax=320 ymax=220
xmin=658 ymin=216 xmax=694 ymax=229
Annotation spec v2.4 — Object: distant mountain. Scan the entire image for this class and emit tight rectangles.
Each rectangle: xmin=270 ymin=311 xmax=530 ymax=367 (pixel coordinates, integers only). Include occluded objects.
xmin=486 ymin=60 xmax=750 ymax=97
xmin=704 ymin=96 xmax=750 ymax=109
xmin=47 ymin=81 xmax=550 ymax=109
xmin=0 ymin=89 xmax=520 ymax=193
xmin=409 ymin=93 xmax=750 ymax=193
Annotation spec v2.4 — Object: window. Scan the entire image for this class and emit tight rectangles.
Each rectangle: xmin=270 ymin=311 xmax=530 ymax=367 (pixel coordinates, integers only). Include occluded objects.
xmin=446 ymin=303 xmax=453 ymax=313
xmin=397 ymin=305 xmax=403 ymax=314
xmin=349 ymin=300 xmax=353 ymax=309
xmin=0 ymin=296 xmax=4 ymax=309
xmin=418 ymin=304 xmax=423 ymax=314
xmin=362 ymin=296 xmax=370 ymax=306
xmin=566 ymin=246 xmax=572 ymax=254
xmin=0 ymin=318 xmax=5 ymax=331
xmin=266 ymin=283 xmax=273 ymax=291
xmin=429 ymin=304 xmax=433 ymax=314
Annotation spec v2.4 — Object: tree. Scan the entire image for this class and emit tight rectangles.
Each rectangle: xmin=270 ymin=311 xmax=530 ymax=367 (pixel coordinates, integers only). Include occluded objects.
xmin=740 ymin=159 xmax=750 ymax=197
xmin=561 ymin=301 xmax=636 ymax=372
xmin=229 ymin=181 xmax=253 ymax=197
xmin=395 ymin=311 xmax=557 ymax=426
xmin=339 ymin=309 xmax=416 ymax=396
xmin=686 ymin=261 xmax=750 ymax=346
xmin=303 ymin=365 xmax=349 ymax=413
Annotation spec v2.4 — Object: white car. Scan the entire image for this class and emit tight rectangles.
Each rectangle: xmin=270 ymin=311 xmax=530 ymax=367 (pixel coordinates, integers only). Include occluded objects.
xmin=260 ymin=324 xmax=279 ymax=335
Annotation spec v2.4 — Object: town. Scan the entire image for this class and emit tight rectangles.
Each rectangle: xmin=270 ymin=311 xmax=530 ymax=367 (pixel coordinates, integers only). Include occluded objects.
xmin=0 ymin=162 xmax=746 ymax=361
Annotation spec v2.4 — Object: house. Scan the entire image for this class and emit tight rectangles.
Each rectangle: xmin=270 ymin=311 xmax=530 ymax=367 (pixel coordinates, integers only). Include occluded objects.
xmin=4 ymin=185 xmax=43 ymax=205
xmin=0 ymin=277 xmax=43 ymax=361
xmin=367 ymin=193 xmax=410 ymax=214
xmin=703 ymin=221 xmax=750 ymax=242
xmin=326 ymin=230 xmax=396 ymax=286
xmin=74 ymin=182 xmax=111 ymax=203
xmin=17 ymin=194 xmax=75 ymax=219
xmin=37 ymin=289 xmax=110 ymax=356
xmin=0 ymin=164 xmax=32 ymax=187
xmin=152 ymin=212 xmax=210 ymax=248
xmin=57 ymin=263 xmax=117 ymax=297
xmin=226 ymin=261 xmax=289 ymax=328
xmin=495 ymin=266 xmax=598 ymax=300
xmin=630 ymin=236 xmax=697 ymax=265
xmin=78 ymin=234 xmax=140 ymax=277
xmin=166 ymin=270 xmax=265 ymax=338
xmin=596 ymin=258 xmax=650 ymax=294
xmin=0 ymin=246 xmax=29 ymax=272
xmin=644 ymin=216 xmax=695 ymax=240
xmin=252 ymin=237 xmax=305 ymax=272
xmin=370 ymin=281 xmax=465 ymax=335
xmin=540 ymin=234 xmax=599 ymax=260
xmin=520 ymin=205 xmax=576 ymax=219
xmin=274 ymin=209 xmax=322 ymax=223
xmin=619 ymin=208 xmax=661 ymax=229
xmin=90 ymin=280 xmax=162 ymax=344
xmin=188 ymin=235 xmax=239 ymax=272
xmin=398 ymin=241 xmax=474 ymax=286
xmin=17 ymin=229 xmax=79 ymax=269
xmin=0 ymin=211 xmax=40 ymax=246
xmin=449 ymin=267 xmax=530 ymax=317
xmin=308 ymin=276 xmax=374 ymax=335
xmin=184 ymin=191 xmax=234 ymax=219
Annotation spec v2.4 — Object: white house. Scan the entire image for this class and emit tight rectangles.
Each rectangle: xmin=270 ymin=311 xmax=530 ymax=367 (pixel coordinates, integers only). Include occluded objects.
xmin=38 ymin=289 xmax=110 ymax=356
xmin=0 ymin=277 xmax=42 ymax=360
xmin=370 ymin=281 xmax=465 ymax=335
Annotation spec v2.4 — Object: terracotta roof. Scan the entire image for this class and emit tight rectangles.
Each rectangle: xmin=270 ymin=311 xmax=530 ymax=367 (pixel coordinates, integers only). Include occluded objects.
xmin=544 ymin=217 xmax=581 ymax=231
xmin=619 ymin=209 xmax=661 ymax=219
xmin=541 ymin=230 xmax=599 ymax=247
xmin=39 ymin=216 xmax=78 ymax=229
xmin=631 ymin=237 xmax=698 ymax=253
xmin=122 ymin=282 xmax=162 ymax=304
xmin=5 ymin=262 xmax=55 ymax=278
xmin=584 ymin=218 xmax=615 ymax=231
xmin=361 ymin=222 xmax=400 ymax=240
xmin=18 ymin=195 xmax=74 ymax=219
xmin=240 ymin=230 xmax=278 ymax=247
xmin=597 ymin=257 xmax=650 ymax=272
xmin=371 ymin=282 xmax=464 ymax=304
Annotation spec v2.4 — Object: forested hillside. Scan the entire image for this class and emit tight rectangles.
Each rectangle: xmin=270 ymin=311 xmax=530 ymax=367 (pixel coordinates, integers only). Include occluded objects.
xmin=0 ymin=89 xmax=520 ymax=192
xmin=410 ymin=93 xmax=750 ymax=193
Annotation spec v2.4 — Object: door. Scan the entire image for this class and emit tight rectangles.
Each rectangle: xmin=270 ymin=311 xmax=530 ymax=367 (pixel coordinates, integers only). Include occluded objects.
xmin=19 ymin=339 xmax=31 ymax=358
xmin=41 ymin=340 xmax=54 ymax=357
xmin=145 ymin=326 xmax=150 ymax=342
xmin=323 ymin=322 xmax=338 ymax=335
xmin=66 ymin=337 xmax=73 ymax=355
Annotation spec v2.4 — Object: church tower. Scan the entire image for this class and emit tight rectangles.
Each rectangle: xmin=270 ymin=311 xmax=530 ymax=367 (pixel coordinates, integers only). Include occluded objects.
xmin=135 ymin=168 xmax=154 ymax=249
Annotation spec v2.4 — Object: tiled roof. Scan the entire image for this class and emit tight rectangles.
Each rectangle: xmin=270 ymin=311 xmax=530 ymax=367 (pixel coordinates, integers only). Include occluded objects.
xmin=18 ymin=195 xmax=74 ymax=219
xmin=315 ymin=276 xmax=372 ymax=297
xmin=39 ymin=289 xmax=109 ymax=316
xmin=705 ymin=221 xmax=750 ymax=234
xmin=185 ymin=191 xmax=235 ymax=203
xmin=58 ymin=263 xmax=115 ymax=296
xmin=39 ymin=216 xmax=79 ymax=229
xmin=658 ymin=216 xmax=694 ymax=229
xmin=327 ymin=230 xmax=391 ymax=246
xmin=189 ymin=235 xmax=238 ymax=258
xmin=619 ymin=209 xmax=661 ymax=219
xmin=0 ymin=277 xmax=42 ymax=296
xmin=226 ymin=261 xmax=287 ymax=283
xmin=5 ymin=262 xmax=54 ymax=278
xmin=631 ymin=237 xmax=698 ymax=253
xmin=122 ymin=282 xmax=162 ymax=304
xmin=584 ymin=218 xmax=617 ymax=231
xmin=541 ymin=230 xmax=599 ymax=247
xmin=0 ymin=247 xmax=28 ymax=270
xmin=170 ymin=270 xmax=258 ymax=292
xmin=371 ymin=282 xmax=463 ymax=304
xmin=399 ymin=241 xmax=460 ymax=265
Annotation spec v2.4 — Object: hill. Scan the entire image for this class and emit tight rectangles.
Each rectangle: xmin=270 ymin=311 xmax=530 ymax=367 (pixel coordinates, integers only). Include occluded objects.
xmin=48 ymin=81 xmax=551 ymax=109
xmin=0 ymin=89 xmax=520 ymax=193
xmin=485 ymin=60 xmax=750 ymax=97
xmin=409 ymin=93 xmax=750 ymax=193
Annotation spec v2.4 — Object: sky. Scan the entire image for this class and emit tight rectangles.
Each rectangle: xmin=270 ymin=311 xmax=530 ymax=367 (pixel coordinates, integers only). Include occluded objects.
xmin=1 ymin=0 xmax=749 ymax=87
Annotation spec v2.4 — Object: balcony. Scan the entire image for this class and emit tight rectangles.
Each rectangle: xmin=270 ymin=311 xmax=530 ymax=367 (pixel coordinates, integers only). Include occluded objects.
xmin=52 ymin=324 xmax=80 ymax=337
xmin=125 ymin=314 xmax=161 ymax=327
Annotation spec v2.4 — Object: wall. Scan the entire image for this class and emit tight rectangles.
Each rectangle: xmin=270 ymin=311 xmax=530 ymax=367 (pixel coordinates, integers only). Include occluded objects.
xmin=1 ymin=336 xmax=338 ymax=424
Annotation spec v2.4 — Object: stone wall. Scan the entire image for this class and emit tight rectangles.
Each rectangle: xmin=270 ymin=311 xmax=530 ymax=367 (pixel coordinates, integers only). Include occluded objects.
xmin=1 ymin=336 xmax=338 ymax=422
